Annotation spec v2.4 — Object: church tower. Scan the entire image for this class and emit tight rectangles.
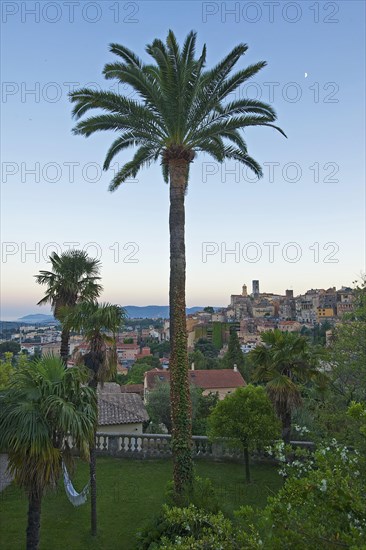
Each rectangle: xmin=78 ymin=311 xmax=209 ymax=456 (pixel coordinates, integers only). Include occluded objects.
xmin=242 ymin=284 xmax=248 ymax=297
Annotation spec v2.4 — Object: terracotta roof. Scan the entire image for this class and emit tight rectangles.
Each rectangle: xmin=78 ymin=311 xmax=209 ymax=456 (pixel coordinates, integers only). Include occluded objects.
xmin=98 ymin=393 xmax=149 ymax=426
xmin=145 ymin=369 xmax=246 ymax=391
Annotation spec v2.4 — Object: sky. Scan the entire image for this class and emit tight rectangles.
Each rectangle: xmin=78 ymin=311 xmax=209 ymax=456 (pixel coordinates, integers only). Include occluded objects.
xmin=1 ymin=0 xmax=365 ymax=320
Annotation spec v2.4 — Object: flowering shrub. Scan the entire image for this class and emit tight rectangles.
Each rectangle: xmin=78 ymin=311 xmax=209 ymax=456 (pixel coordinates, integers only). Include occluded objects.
xmin=259 ymin=439 xmax=366 ymax=548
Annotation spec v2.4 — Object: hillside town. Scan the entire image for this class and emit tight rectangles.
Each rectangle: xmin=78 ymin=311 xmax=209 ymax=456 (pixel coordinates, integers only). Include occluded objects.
xmin=1 ymin=280 xmax=354 ymax=367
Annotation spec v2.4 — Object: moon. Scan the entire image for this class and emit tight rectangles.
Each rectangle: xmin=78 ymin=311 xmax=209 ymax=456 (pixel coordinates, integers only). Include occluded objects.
xmin=305 ymin=72 xmax=308 ymax=78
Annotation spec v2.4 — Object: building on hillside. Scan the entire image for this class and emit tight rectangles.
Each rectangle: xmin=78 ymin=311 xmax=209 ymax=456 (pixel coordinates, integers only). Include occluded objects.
xmin=41 ymin=342 xmax=61 ymax=356
xmin=252 ymin=280 xmax=260 ymax=297
xmin=144 ymin=367 xmax=246 ymax=402
xmin=278 ymin=320 xmax=302 ymax=333
xmin=316 ymin=307 xmax=336 ymax=321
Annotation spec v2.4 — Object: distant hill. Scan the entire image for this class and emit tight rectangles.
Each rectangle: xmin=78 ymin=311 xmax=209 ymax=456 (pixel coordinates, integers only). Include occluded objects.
xmin=17 ymin=314 xmax=56 ymax=324
xmin=123 ymin=306 xmax=205 ymax=319
xmin=6 ymin=306 xmax=210 ymax=324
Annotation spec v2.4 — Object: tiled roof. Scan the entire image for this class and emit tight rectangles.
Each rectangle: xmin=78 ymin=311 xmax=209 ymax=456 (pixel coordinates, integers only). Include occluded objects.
xmin=98 ymin=393 xmax=149 ymax=426
xmin=145 ymin=369 xmax=246 ymax=391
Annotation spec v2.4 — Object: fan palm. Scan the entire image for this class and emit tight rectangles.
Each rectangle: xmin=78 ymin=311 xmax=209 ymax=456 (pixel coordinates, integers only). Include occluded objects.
xmin=0 ymin=355 xmax=97 ymax=550
xmin=250 ymin=330 xmax=323 ymax=441
xmin=69 ymin=30 xmax=286 ymax=492
xmin=35 ymin=250 xmax=102 ymax=365
xmin=60 ymin=301 xmax=125 ymax=535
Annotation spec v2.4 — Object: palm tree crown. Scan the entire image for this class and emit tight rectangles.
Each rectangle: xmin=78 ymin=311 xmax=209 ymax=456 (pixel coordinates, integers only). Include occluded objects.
xmin=35 ymin=250 xmax=102 ymax=318
xmin=60 ymin=301 xmax=125 ymax=384
xmin=35 ymin=250 xmax=103 ymax=365
xmin=250 ymin=329 xmax=323 ymax=441
xmin=69 ymin=30 xmax=286 ymax=190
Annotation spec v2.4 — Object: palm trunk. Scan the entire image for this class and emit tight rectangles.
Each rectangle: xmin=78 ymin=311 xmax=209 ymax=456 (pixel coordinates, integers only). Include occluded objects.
xmin=169 ymin=159 xmax=193 ymax=495
xmin=26 ymin=488 xmax=42 ymax=550
xmin=281 ymin=409 xmax=292 ymax=443
xmin=88 ymin=372 xmax=98 ymax=536
xmin=243 ymin=445 xmax=251 ymax=483
xmin=60 ymin=327 xmax=70 ymax=367
xmin=90 ymin=443 xmax=97 ymax=536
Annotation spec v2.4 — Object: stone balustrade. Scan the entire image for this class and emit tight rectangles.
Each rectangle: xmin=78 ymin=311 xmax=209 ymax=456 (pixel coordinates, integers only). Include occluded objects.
xmin=77 ymin=433 xmax=313 ymax=460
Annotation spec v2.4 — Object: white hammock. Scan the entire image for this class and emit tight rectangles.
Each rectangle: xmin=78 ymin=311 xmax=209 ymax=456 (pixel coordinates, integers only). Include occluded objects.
xmin=62 ymin=462 xmax=89 ymax=506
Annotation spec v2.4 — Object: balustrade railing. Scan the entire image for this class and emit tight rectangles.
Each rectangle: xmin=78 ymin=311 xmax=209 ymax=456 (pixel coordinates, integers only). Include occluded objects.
xmin=82 ymin=433 xmax=313 ymax=460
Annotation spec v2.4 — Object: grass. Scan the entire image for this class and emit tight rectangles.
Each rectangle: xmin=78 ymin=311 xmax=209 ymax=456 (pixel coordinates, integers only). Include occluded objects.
xmin=0 ymin=458 xmax=282 ymax=549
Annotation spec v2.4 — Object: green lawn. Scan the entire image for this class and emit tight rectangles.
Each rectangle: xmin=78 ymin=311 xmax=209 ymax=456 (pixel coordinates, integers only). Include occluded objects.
xmin=0 ymin=458 xmax=281 ymax=549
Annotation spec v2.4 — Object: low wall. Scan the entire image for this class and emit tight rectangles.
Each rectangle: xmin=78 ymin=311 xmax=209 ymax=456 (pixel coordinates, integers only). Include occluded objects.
xmin=83 ymin=433 xmax=314 ymax=461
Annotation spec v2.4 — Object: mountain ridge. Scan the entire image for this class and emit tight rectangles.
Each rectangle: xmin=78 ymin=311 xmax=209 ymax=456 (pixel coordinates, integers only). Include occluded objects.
xmin=12 ymin=305 xmax=211 ymax=323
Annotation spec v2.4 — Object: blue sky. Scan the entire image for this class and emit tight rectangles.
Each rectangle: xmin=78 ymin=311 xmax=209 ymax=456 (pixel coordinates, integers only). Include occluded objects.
xmin=1 ymin=0 xmax=365 ymax=319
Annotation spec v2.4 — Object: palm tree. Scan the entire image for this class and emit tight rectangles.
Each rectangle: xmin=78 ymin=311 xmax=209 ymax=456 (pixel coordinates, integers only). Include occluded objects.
xmin=69 ymin=30 xmax=285 ymax=493
xmin=250 ymin=330 xmax=323 ymax=442
xmin=35 ymin=250 xmax=102 ymax=365
xmin=0 ymin=355 xmax=97 ymax=550
xmin=60 ymin=301 xmax=125 ymax=536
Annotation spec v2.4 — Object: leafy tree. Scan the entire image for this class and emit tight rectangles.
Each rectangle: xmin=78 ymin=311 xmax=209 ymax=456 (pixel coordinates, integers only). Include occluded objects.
xmin=250 ymin=330 xmax=324 ymax=442
xmin=127 ymin=362 xmax=154 ymax=385
xmin=133 ymin=355 xmax=161 ymax=369
xmin=300 ymin=280 xmax=366 ymax=446
xmin=150 ymin=340 xmax=171 ymax=357
xmin=188 ymin=349 xmax=206 ymax=370
xmin=146 ymin=380 xmax=173 ymax=432
xmin=223 ymin=329 xmax=246 ymax=373
xmin=60 ymin=301 xmax=124 ymax=536
xmin=35 ymin=251 xmax=102 ymax=365
xmin=0 ymin=352 xmax=14 ymax=389
xmin=208 ymin=385 xmax=280 ymax=482
xmin=203 ymin=306 xmax=214 ymax=314
xmin=146 ymin=381 xmax=216 ymax=435
xmin=0 ymin=341 xmax=21 ymax=355
xmin=0 ymin=356 xmax=96 ymax=550
xmin=69 ymin=30 xmax=285 ymax=494
xmin=260 ymin=440 xmax=366 ymax=548
xmin=194 ymin=338 xmax=219 ymax=359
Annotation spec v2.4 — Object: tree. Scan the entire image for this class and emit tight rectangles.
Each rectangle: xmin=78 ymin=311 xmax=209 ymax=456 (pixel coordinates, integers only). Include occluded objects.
xmin=208 ymin=385 xmax=280 ymax=482
xmin=0 ymin=352 xmax=14 ymax=389
xmin=60 ymin=301 xmax=125 ymax=536
xmin=261 ymin=440 xmax=366 ymax=548
xmin=69 ymin=31 xmax=285 ymax=494
xmin=188 ymin=349 xmax=206 ymax=370
xmin=147 ymin=381 xmax=215 ymax=435
xmin=303 ymin=280 xmax=366 ymax=446
xmin=0 ymin=356 xmax=96 ymax=550
xmin=194 ymin=338 xmax=219 ymax=359
xmin=35 ymin=251 xmax=102 ymax=365
xmin=223 ymin=329 xmax=246 ymax=374
xmin=127 ymin=362 xmax=154 ymax=384
xmin=250 ymin=330 xmax=324 ymax=442
xmin=203 ymin=306 xmax=214 ymax=314
xmin=0 ymin=341 xmax=21 ymax=355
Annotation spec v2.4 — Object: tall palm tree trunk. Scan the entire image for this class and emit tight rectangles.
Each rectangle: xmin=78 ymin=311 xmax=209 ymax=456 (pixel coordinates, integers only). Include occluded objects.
xmin=89 ymin=444 xmax=97 ymax=536
xmin=26 ymin=488 xmax=42 ymax=550
xmin=281 ymin=409 xmax=292 ymax=443
xmin=169 ymin=159 xmax=193 ymax=495
xmin=60 ymin=327 xmax=70 ymax=366
xmin=88 ymin=372 xmax=98 ymax=535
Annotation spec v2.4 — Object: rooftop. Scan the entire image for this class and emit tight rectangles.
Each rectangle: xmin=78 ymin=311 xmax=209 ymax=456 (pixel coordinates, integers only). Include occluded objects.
xmin=145 ymin=368 xmax=246 ymax=391
xmin=98 ymin=392 xmax=149 ymax=426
